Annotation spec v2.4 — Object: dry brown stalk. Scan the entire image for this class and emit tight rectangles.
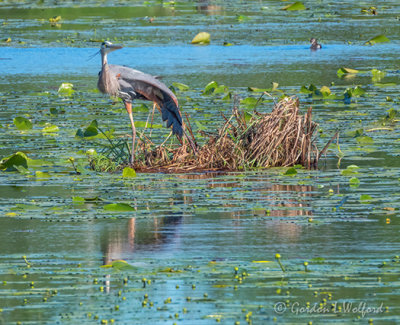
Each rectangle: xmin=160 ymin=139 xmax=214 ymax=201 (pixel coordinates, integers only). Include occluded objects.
xmin=132 ymin=96 xmax=323 ymax=173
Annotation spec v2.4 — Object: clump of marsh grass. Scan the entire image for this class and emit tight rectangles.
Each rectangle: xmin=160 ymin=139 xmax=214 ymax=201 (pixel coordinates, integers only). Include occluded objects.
xmin=89 ymin=96 xmax=334 ymax=173
xmin=133 ymin=96 xmax=325 ymax=172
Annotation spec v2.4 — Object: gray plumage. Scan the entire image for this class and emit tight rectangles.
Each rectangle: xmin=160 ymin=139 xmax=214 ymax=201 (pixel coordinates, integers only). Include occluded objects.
xmin=97 ymin=41 xmax=183 ymax=137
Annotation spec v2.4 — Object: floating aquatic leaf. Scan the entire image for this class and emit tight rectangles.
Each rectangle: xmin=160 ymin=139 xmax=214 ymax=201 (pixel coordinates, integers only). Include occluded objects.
xmin=349 ymin=177 xmax=360 ymax=187
xmin=282 ymin=1 xmax=306 ymax=11
xmin=72 ymin=196 xmax=85 ymax=204
xmin=101 ymin=260 xmax=137 ymax=271
xmin=366 ymin=34 xmax=390 ymax=45
xmin=27 ymin=157 xmax=53 ymax=167
xmin=337 ymin=67 xmax=359 ymax=78
xmin=356 ymin=136 xmax=373 ymax=145
xmin=42 ymin=123 xmax=59 ymax=133
xmin=58 ymin=82 xmax=75 ymax=96
xmin=49 ymin=15 xmax=61 ymax=23
xmin=203 ymin=81 xmax=219 ymax=95
xmin=240 ymin=97 xmax=258 ymax=109
xmin=360 ymin=194 xmax=372 ymax=203
xmin=371 ymin=69 xmax=386 ymax=83
xmin=300 ymin=84 xmax=318 ymax=94
xmin=213 ymin=85 xmax=229 ymax=94
xmin=14 ymin=165 xmax=30 ymax=175
xmin=35 ymin=171 xmax=50 ymax=179
xmin=122 ymin=167 xmax=136 ymax=178
xmin=73 ymin=196 xmax=102 ymax=204
xmin=344 ymin=86 xmax=366 ymax=102
xmin=191 ymin=32 xmax=210 ymax=45
xmin=320 ymin=86 xmax=331 ymax=97
xmin=172 ymin=82 xmax=189 ymax=91
xmin=252 ymin=260 xmax=273 ymax=263
xmin=0 ymin=152 xmax=28 ymax=171
xmin=283 ymin=167 xmax=297 ymax=176
xmin=341 ymin=164 xmax=359 ymax=176
xmin=76 ymin=120 xmax=98 ymax=138
xmin=271 ymin=82 xmax=279 ymax=91
xmin=248 ymin=87 xmax=268 ymax=92
xmin=236 ymin=14 xmax=250 ymax=22
xmin=374 ymin=82 xmax=397 ymax=88
xmin=13 ymin=116 xmax=32 ymax=130
xmin=310 ymin=257 xmax=325 ymax=264
xmin=103 ymin=203 xmax=135 ymax=211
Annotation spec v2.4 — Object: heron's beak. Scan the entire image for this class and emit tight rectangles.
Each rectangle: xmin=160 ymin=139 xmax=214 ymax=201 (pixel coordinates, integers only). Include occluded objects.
xmin=109 ymin=44 xmax=123 ymax=51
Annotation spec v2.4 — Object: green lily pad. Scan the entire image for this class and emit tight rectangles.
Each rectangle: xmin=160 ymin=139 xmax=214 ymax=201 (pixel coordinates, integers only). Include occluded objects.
xmin=282 ymin=1 xmax=306 ymax=11
xmin=122 ymin=167 xmax=136 ymax=178
xmin=13 ymin=117 xmax=32 ymax=130
xmin=341 ymin=164 xmax=360 ymax=176
xmin=371 ymin=69 xmax=386 ymax=82
xmin=0 ymin=152 xmax=28 ymax=171
xmin=356 ymin=136 xmax=374 ymax=145
xmin=35 ymin=171 xmax=51 ymax=178
xmin=58 ymin=82 xmax=75 ymax=96
xmin=283 ymin=167 xmax=297 ymax=176
xmin=366 ymin=35 xmax=390 ymax=45
xmin=191 ymin=32 xmax=210 ymax=45
xmin=76 ymin=120 xmax=98 ymax=138
xmin=240 ymin=97 xmax=258 ymax=108
xmin=101 ymin=259 xmax=137 ymax=271
xmin=103 ymin=203 xmax=135 ymax=212
xmin=172 ymin=82 xmax=189 ymax=91
xmin=360 ymin=194 xmax=372 ymax=203
xmin=203 ymin=81 xmax=219 ymax=95
xmin=42 ymin=123 xmax=59 ymax=133
xmin=337 ymin=67 xmax=359 ymax=78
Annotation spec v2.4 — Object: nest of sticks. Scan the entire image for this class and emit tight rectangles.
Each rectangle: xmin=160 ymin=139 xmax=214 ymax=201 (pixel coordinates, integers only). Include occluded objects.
xmin=132 ymin=96 xmax=330 ymax=173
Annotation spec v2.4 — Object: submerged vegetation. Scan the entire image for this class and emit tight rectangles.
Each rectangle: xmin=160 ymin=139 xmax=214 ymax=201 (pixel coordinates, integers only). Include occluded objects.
xmin=1 ymin=0 xmax=400 ymax=324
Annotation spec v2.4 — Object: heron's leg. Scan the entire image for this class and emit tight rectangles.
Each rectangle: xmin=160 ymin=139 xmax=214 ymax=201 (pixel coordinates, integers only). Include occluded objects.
xmin=124 ymin=101 xmax=136 ymax=164
xmin=149 ymin=102 xmax=157 ymax=136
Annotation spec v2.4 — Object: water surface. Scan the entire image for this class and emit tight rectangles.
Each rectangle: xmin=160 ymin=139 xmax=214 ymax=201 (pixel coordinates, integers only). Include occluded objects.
xmin=1 ymin=1 xmax=400 ymax=324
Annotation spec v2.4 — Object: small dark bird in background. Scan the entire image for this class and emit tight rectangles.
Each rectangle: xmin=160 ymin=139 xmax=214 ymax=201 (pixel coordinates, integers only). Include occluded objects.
xmin=96 ymin=41 xmax=196 ymax=164
xmin=310 ymin=38 xmax=322 ymax=50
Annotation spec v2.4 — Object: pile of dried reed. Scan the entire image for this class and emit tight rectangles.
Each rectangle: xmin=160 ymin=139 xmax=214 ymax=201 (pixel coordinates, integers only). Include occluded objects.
xmin=133 ymin=96 xmax=326 ymax=172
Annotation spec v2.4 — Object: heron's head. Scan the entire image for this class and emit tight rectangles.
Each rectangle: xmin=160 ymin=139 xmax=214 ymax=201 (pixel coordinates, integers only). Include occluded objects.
xmin=100 ymin=41 xmax=123 ymax=55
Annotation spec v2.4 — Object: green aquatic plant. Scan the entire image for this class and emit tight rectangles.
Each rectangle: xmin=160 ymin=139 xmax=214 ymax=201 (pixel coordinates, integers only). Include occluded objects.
xmin=89 ymin=154 xmax=118 ymax=172
xmin=282 ymin=1 xmax=306 ymax=11
xmin=275 ymin=253 xmax=286 ymax=272
xmin=0 ymin=152 xmax=28 ymax=171
xmin=13 ymin=116 xmax=32 ymax=130
xmin=191 ymin=32 xmax=210 ymax=45
xmin=366 ymin=35 xmax=390 ymax=45
xmin=58 ymin=82 xmax=75 ymax=96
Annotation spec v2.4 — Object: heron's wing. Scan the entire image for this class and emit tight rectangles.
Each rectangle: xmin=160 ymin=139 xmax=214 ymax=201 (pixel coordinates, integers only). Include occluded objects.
xmin=109 ymin=65 xmax=183 ymax=137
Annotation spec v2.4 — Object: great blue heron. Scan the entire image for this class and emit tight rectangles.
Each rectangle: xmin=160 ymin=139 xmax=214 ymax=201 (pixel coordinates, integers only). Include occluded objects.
xmin=310 ymin=38 xmax=322 ymax=50
xmin=97 ymin=41 xmax=196 ymax=164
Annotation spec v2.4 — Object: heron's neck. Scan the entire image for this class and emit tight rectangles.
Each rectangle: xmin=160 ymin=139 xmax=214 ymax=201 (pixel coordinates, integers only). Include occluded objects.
xmin=101 ymin=53 xmax=108 ymax=67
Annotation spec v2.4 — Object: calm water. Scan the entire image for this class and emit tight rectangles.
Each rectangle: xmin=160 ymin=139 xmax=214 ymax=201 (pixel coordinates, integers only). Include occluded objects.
xmin=1 ymin=1 xmax=400 ymax=324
